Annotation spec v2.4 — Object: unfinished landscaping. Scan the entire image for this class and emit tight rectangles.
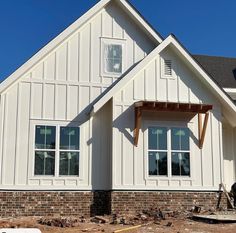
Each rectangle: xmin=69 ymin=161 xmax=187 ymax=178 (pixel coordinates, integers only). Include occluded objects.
xmin=1 ymin=209 xmax=236 ymax=233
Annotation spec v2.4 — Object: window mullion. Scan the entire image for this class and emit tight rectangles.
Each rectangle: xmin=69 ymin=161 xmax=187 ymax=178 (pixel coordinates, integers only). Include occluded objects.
xmin=55 ymin=125 xmax=60 ymax=177
xmin=167 ymin=128 xmax=171 ymax=178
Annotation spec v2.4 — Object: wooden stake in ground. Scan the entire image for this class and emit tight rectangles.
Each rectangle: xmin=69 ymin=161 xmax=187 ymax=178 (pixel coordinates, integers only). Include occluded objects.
xmin=113 ymin=225 xmax=142 ymax=233
xmin=220 ymin=183 xmax=234 ymax=209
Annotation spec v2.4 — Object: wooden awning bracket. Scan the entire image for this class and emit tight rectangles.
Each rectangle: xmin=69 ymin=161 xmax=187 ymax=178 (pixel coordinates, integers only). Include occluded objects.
xmin=198 ymin=112 xmax=210 ymax=149
xmin=133 ymin=101 xmax=212 ymax=147
xmin=134 ymin=107 xmax=142 ymax=147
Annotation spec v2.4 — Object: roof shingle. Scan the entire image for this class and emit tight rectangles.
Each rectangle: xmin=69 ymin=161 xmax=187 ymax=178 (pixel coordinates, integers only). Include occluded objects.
xmin=193 ymin=55 xmax=236 ymax=88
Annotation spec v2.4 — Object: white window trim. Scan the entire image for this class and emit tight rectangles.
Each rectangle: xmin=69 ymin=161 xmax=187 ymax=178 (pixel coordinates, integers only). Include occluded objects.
xmin=144 ymin=120 xmax=194 ymax=181
xmin=100 ymin=37 xmax=126 ymax=78
xmin=28 ymin=120 xmax=83 ymax=180
xmin=160 ymin=56 xmax=177 ymax=80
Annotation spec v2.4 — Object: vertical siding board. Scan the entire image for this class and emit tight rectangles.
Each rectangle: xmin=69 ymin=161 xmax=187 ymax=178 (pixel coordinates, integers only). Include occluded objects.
xmin=122 ymin=105 xmax=134 ymax=185
xmin=80 ymin=25 xmax=90 ymax=83
xmin=16 ymin=82 xmax=31 ymax=185
xmin=113 ymin=105 xmax=122 ymax=187
xmin=31 ymin=83 xmax=43 ymax=119
xmin=167 ymin=78 xmax=178 ymax=102
xmin=0 ymin=95 xmax=5 ymax=185
xmin=56 ymin=43 xmax=67 ymax=81
xmin=45 ymin=53 xmax=56 ymax=80
xmin=201 ymin=114 xmax=213 ymax=187
xmin=80 ymin=86 xmax=90 ymax=111
xmin=32 ymin=63 xmax=44 ymax=80
xmin=134 ymin=72 xmax=145 ymax=100
xmin=44 ymin=84 xmax=55 ymax=120
xmin=67 ymin=85 xmax=79 ymax=120
xmin=211 ymin=111 xmax=221 ymax=186
xmin=103 ymin=9 xmax=113 ymax=38
xmin=14 ymin=84 xmax=21 ymax=185
xmin=191 ymin=115 xmax=202 ymax=187
xmin=68 ymin=33 xmax=79 ymax=82
xmin=145 ymin=61 xmax=156 ymax=100
xmin=91 ymin=14 xmax=102 ymax=83
xmin=3 ymin=86 xmax=18 ymax=185
xmin=1 ymin=94 xmax=7 ymax=185
xmin=55 ymin=85 xmax=67 ymax=120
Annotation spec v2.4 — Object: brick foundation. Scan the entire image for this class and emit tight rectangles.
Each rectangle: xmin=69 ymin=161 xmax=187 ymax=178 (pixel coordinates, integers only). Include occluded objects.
xmin=111 ymin=191 xmax=227 ymax=215
xmin=0 ymin=191 xmax=110 ymax=218
xmin=0 ymin=191 xmax=227 ymax=217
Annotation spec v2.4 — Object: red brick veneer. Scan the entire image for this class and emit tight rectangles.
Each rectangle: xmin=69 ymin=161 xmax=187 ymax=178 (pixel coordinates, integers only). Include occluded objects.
xmin=0 ymin=191 xmax=227 ymax=217
xmin=111 ymin=191 xmax=227 ymax=215
xmin=0 ymin=191 xmax=110 ymax=217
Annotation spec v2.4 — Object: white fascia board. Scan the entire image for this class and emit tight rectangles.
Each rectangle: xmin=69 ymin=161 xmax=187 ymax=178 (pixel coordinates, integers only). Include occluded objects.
xmin=119 ymin=0 xmax=163 ymax=43
xmin=92 ymin=34 xmax=236 ymax=115
xmin=224 ymin=88 xmax=236 ymax=93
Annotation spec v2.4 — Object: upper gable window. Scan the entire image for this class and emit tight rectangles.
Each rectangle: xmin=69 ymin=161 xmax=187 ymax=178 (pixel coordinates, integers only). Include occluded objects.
xmin=101 ymin=38 xmax=126 ymax=77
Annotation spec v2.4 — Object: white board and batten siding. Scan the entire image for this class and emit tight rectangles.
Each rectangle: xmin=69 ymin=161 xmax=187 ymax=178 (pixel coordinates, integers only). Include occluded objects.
xmin=112 ymin=47 xmax=224 ymax=191
xmin=0 ymin=1 xmax=156 ymax=190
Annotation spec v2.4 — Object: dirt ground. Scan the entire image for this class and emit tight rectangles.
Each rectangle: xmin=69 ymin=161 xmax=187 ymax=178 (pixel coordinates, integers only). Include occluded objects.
xmin=0 ymin=216 xmax=235 ymax=233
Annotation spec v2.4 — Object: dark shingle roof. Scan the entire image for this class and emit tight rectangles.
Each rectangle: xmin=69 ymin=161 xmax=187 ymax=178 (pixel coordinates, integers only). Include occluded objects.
xmin=193 ymin=55 xmax=236 ymax=88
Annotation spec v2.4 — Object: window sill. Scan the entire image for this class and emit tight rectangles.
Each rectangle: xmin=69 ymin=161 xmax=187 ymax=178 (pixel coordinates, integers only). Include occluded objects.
xmin=146 ymin=175 xmax=193 ymax=181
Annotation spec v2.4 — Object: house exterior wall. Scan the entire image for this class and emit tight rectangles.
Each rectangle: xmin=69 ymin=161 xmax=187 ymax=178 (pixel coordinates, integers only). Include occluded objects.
xmin=0 ymin=1 xmax=156 ymax=190
xmin=223 ymin=123 xmax=236 ymax=190
xmin=112 ymin=47 xmax=224 ymax=191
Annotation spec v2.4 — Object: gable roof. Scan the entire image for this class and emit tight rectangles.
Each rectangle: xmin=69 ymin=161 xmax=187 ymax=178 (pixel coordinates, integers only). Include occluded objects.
xmin=193 ymin=55 xmax=236 ymax=88
xmin=91 ymin=34 xmax=236 ymax=125
xmin=0 ymin=0 xmax=163 ymax=93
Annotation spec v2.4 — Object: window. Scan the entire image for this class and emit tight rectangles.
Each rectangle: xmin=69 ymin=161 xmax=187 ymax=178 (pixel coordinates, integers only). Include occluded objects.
xmin=35 ymin=126 xmax=56 ymax=175
xmin=104 ymin=44 xmax=122 ymax=74
xmin=34 ymin=125 xmax=80 ymax=176
xmin=148 ymin=126 xmax=190 ymax=177
xmin=59 ymin=127 xmax=80 ymax=176
xmin=171 ymin=128 xmax=190 ymax=176
xmin=101 ymin=38 xmax=126 ymax=76
xmin=148 ymin=127 xmax=168 ymax=176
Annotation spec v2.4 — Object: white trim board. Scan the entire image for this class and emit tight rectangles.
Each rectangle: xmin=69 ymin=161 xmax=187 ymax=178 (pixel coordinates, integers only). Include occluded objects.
xmin=0 ymin=0 xmax=163 ymax=94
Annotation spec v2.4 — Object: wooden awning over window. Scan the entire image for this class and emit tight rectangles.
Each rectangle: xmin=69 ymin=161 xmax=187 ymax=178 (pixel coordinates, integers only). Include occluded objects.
xmin=134 ymin=101 xmax=213 ymax=149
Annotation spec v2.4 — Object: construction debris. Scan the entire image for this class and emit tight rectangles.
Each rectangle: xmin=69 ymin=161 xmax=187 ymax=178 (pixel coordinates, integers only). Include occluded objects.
xmin=192 ymin=214 xmax=236 ymax=223
xmin=91 ymin=216 xmax=109 ymax=224
xmin=38 ymin=217 xmax=80 ymax=228
xmin=220 ymin=183 xmax=235 ymax=209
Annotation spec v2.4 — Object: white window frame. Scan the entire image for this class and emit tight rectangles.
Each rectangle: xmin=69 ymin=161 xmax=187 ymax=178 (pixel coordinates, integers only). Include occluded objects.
xmin=29 ymin=121 xmax=81 ymax=179
xmin=100 ymin=37 xmax=126 ymax=77
xmin=144 ymin=121 xmax=193 ymax=181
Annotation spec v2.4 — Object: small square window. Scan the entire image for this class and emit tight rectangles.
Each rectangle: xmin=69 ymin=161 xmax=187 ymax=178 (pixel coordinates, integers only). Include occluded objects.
xmin=101 ymin=38 xmax=126 ymax=77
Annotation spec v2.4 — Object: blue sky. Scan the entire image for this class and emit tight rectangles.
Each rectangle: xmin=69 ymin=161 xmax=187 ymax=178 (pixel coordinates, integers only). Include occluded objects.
xmin=0 ymin=0 xmax=235 ymax=81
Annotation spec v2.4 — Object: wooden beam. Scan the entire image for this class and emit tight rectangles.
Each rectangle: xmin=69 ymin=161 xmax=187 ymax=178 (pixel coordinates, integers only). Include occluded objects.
xmin=198 ymin=113 xmax=202 ymax=146
xmin=199 ymin=112 xmax=209 ymax=149
xmin=134 ymin=107 xmax=142 ymax=147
